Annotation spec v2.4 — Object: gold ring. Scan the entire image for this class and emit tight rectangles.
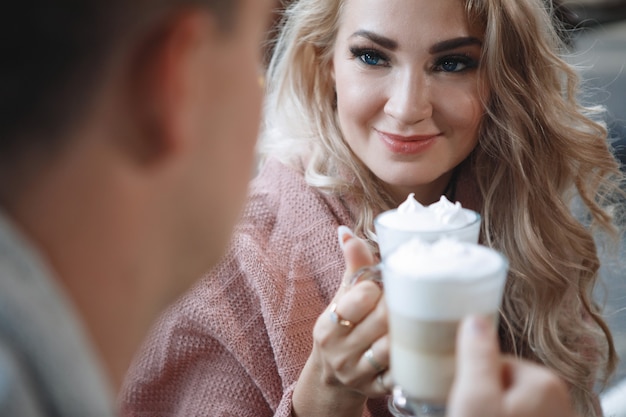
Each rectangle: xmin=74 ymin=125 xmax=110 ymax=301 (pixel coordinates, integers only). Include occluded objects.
xmin=364 ymin=348 xmax=385 ymax=373
xmin=328 ymin=303 xmax=354 ymax=329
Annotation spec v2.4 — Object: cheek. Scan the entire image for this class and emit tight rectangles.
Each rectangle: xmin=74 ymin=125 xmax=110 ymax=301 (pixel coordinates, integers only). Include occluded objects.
xmin=210 ymin=50 xmax=260 ymax=199
xmin=437 ymin=85 xmax=485 ymax=138
xmin=335 ymin=71 xmax=382 ymax=133
xmin=218 ymin=46 xmax=261 ymax=148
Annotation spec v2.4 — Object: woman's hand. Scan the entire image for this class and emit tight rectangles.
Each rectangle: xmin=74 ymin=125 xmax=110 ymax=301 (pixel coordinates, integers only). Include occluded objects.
xmin=292 ymin=227 xmax=391 ymax=417
xmin=448 ymin=315 xmax=579 ymax=417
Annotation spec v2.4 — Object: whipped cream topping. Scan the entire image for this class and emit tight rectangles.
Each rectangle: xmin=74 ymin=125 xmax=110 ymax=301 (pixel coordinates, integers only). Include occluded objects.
xmin=396 ymin=193 xmax=427 ymax=214
xmin=384 ymin=237 xmax=508 ymax=320
xmin=429 ymin=196 xmax=467 ymax=225
xmin=379 ymin=194 xmax=476 ymax=231
xmin=386 ymin=238 xmax=503 ymax=280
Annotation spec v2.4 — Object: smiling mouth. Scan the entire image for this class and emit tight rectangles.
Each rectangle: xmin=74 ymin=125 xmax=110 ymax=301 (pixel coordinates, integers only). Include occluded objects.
xmin=376 ymin=130 xmax=441 ymax=155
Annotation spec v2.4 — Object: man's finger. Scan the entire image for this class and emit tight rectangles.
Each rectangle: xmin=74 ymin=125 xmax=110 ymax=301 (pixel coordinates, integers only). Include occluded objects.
xmin=501 ymin=356 xmax=575 ymax=417
xmin=448 ymin=315 xmax=502 ymax=417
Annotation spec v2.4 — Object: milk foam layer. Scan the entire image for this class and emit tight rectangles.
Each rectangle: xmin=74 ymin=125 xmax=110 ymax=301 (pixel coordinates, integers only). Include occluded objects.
xmin=383 ymin=238 xmax=507 ymax=320
xmin=378 ymin=194 xmax=476 ymax=231
xmin=387 ymin=238 xmax=502 ymax=279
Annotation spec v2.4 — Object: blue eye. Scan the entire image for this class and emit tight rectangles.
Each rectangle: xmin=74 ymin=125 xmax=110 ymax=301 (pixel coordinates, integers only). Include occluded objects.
xmin=361 ymin=52 xmax=382 ymax=66
xmin=350 ymin=47 xmax=390 ymax=67
xmin=435 ymin=55 xmax=478 ymax=73
xmin=440 ymin=59 xmax=467 ymax=72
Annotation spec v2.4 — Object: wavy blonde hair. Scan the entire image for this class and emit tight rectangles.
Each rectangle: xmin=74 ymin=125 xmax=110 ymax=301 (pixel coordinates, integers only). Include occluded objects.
xmin=261 ymin=0 xmax=623 ymax=415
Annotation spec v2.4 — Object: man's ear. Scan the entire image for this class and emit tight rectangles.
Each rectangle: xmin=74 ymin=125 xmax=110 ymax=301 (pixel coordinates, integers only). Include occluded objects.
xmin=124 ymin=10 xmax=219 ymax=165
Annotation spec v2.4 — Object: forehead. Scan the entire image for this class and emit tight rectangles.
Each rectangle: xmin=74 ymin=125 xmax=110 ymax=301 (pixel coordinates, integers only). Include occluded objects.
xmin=338 ymin=0 xmax=480 ymax=44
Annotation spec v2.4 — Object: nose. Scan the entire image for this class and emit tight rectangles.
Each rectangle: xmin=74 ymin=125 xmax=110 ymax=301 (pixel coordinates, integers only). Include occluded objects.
xmin=384 ymin=70 xmax=432 ymax=125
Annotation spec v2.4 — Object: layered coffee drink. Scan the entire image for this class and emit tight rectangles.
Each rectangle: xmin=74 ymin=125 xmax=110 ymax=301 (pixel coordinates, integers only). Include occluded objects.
xmin=383 ymin=238 xmax=508 ymax=410
xmin=375 ymin=194 xmax=480 ymax=259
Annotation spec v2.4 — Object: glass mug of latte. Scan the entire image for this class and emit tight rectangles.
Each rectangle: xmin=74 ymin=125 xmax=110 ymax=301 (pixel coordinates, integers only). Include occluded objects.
xmin=348 ymin=196 xmax=505 ymax=416
xmin=381 ymin=238 xmax=509 ymax=417
xmin=374 ymin=194 xmax=481 ymax=259
xmin=348 ymin=193 xmax=480 ymax=288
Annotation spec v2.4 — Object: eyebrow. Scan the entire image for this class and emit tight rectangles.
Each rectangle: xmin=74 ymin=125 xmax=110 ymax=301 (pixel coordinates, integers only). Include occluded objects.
xmin=350 ymin=30 xmax=482 ymax=55
xmin=349 ymin=30 xmax=398 ymax=51
xmin=429 ymin=37 xmax=482 ymax=54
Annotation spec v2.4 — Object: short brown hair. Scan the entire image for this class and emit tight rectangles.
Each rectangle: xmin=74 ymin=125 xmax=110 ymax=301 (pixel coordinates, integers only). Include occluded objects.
xmin=0 ymin=0 xmax=238 ymax=162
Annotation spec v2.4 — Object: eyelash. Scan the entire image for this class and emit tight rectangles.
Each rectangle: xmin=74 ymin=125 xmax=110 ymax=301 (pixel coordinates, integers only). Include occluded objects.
xmin=350 ymin=47 xmax=390 ymax=67
xmin=349 ymin=47 xmax=479 ymax=73
xmin=433 ymin=54 xmax=479 ymax=72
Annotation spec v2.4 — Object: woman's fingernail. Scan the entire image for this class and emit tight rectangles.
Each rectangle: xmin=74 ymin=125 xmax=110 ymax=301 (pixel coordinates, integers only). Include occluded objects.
xmin=337 ymin=226 xmax=355 ymax=250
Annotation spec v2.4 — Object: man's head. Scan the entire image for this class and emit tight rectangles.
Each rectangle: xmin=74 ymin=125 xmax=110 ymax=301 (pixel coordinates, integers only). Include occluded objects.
xmin=0 ymin=0 xmax=275 ymax=389
xmin=0 ymin=0 xmax=273 ymax=271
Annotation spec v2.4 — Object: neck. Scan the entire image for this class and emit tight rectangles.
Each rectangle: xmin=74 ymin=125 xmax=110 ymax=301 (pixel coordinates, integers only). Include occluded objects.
xmin=5 ymin=141 xmax=166 ymax=392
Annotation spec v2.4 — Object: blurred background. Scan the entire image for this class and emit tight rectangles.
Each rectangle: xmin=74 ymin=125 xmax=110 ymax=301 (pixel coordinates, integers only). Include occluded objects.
xmin=562 ymin=0 xmax=626 ymax=393
xmin=563 ymin=0 xmax=626 ymax=159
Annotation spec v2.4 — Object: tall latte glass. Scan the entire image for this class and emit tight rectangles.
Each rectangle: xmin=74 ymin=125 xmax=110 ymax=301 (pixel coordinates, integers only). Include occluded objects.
xmin=383 ymin=238 xmax=508 ymax=417
xmin=375 ymin=194 xmax=480 ymax=259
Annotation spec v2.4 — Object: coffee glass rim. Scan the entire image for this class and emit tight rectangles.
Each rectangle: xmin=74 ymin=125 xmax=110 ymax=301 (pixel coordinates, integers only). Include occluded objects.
xmin=379 ymin=248 xmax=509 ymax=285
xmin=349 ymin=247 xmax=509 ymax=289
xmin=374 ymin=209 xmax=481 ymax=237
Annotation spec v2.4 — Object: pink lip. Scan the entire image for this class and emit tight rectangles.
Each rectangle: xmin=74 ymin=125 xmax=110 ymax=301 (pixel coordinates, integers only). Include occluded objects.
xmin=376 ymin=130 xmax=441 ymax=155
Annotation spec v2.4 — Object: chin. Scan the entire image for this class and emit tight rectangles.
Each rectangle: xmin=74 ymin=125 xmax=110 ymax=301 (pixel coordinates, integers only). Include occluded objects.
xmin=381 ymin=175 xmax=441 ymax=189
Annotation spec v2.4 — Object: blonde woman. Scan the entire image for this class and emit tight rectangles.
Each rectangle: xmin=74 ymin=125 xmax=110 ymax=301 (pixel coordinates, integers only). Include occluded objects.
xmin=121 ymin=0 xmax=622 ymax=416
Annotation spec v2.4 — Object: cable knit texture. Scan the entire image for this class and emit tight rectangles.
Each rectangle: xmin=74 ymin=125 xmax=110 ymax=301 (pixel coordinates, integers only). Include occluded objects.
xmin=120 ymin=159 xmax=392 ymax=417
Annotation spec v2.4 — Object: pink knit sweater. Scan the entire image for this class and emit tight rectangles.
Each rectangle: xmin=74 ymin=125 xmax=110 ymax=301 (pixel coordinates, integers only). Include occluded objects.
xmin=120 ymin=159 xmax=392 ymax=416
